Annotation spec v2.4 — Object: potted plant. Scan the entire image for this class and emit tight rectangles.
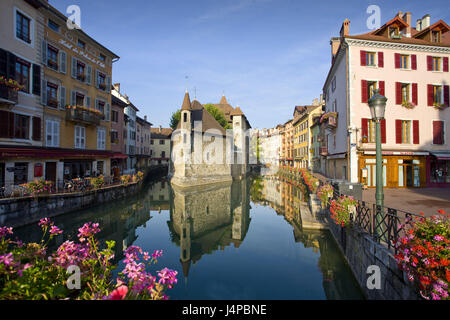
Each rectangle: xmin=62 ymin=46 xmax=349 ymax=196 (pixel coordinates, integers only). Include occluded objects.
xmin=317 ymin=184 xmax=334 ymax=208
xmin=433 ymin=102 xmax=447 ymax=110
xmin=329 ymin=195 xmax=357 ymax=227
xmin=394 ymin=210 xmax=449 ymax=300
xmin=361 ymin=136 xmax=368 ymax=143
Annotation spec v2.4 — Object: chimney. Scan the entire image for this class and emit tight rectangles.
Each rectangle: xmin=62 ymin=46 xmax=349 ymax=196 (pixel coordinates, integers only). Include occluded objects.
xmin=330 ymin=37 xmax=340 ymax=63
xmin=402 ymin=12 xmax=411 ymax=37
xmin=422 ymin=14 xmax=430 ymax=29
xmin=416 ymin=19 xmax=422 ymax=31
xmin=339 ymin=19 xmax=350 ymax=39
xmin=159 ymin=125 xmax=162 ymax=132
xmin=113 ymin=83 xmax=120 ymax=92
xmin=397 ymin=11 xmax=403 ymax=18
xmin=144 ymin=115 xmax=147 ymax=121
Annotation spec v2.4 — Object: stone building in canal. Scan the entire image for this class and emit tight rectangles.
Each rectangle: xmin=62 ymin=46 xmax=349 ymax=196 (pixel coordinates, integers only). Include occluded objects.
xmin=169 ymin=91 xmax=252 ymax=187
xmin=168 ymin=179 xmax=251 ymax=282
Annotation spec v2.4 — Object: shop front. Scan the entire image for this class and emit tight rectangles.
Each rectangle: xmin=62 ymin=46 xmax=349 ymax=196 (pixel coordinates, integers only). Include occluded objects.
xmin=427 ymin=153 xmax=450 ymax=187
xmin=359 ymin=151 xmax=428 ymax=188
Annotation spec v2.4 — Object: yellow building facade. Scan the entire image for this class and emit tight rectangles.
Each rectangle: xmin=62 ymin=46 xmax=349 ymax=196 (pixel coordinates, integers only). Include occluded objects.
xmin=40 ymin=4 xmax=119 ymax=186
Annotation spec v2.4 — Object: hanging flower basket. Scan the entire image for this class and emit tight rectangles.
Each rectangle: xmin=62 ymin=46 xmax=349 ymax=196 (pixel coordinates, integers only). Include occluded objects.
xmin=0 ymin=76 xmax=24 ymax=91
xmin=329 ymin=195 xmax=357 ymax=227
xmin=317 ymin=184 xmax=334 ymax=208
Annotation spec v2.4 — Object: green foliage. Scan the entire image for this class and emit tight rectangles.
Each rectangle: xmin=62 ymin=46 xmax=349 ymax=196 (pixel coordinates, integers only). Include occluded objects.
xmin=169 ymin=104 xmax=231 ymax=130
xmin=204 ymin=104 xmax=231 ymax=129
xmin=169 ymin=110 xmax=181 ymax=130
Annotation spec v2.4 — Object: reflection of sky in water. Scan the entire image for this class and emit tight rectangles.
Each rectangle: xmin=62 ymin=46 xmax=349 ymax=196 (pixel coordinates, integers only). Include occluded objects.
xmin=14 ymin=177 xmax=364 ymax=300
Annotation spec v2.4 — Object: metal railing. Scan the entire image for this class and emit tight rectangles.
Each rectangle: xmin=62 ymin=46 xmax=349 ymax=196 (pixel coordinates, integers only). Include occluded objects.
xmin=0 ymin=176 xmax=125 ymax=199
xmin=321 ymin=175 xmax=421 ymax=253
xmin=277 ymin=168 xmax=422 ymax=253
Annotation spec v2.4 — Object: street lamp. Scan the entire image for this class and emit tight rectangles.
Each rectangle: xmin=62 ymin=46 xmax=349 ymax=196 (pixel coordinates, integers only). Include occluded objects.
xmin=368 ymin=89 xmax=387 ymax=241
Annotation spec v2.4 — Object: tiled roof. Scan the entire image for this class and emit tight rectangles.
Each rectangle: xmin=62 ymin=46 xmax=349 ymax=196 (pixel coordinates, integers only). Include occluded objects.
xmin=181 ymin=91 xmax=192 ymax=111
xmin=150 ymin=128 xmax=173 ymax=139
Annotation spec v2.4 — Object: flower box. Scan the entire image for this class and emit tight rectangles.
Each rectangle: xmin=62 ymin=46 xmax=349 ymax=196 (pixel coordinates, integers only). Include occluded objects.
xmin=433 ymin=103 xmax=447 ymax=110
xmin=401 ymin=101 xmax=416 ymax=109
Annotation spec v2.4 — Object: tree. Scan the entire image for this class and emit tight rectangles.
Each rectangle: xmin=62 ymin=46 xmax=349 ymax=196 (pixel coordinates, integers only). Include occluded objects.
xmin=169 ymin=110 xmax=181 ymax=130
xmin=169 ymin=104 xmax=231 ymax=130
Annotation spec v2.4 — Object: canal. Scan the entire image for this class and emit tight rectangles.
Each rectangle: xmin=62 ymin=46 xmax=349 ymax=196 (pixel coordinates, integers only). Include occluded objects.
xmin=14 ymin=175 xmax=365 ymax=300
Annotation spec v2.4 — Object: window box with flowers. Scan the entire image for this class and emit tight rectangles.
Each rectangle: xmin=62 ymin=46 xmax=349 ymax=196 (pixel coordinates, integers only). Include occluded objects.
xmin=99 ymin=83 xmax=106 ymax=90
xmin=77 ymin=74 xmax=86 ymax=82
xmin=433 ymin=102 xmax=447 ymax=110
xmin=0 ymin=77 xmax=22 ymax=103
xmin=329 ymin=195 xmax=357 ymax=227
xmin=47 ymin=60 xmax=58 ymax=70
xmin=65 ymin=105 xmax=102 ymax=125
xmin=47 ymin=98 xmax=58 ymax=108
xmin=401 ymin=101 xmax=416 ymax=109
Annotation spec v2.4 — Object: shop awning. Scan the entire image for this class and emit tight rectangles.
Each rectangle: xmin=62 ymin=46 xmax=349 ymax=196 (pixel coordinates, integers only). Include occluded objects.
xmin=111 ymin=153 xmax=129 ymax=160
xmin=430 ymin=152 xmax=450 ymax=160
xmin=0 ymin=146 xmax=118 ymax=159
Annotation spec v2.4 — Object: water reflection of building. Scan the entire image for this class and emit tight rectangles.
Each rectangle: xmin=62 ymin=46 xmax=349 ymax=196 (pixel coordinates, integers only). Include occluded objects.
xmin=168 ymin=179 xmax=251 ymax=282
xmin=148 ymin=179 xmax=170 ymax=211
xmin=252 ymin=175 xmax=364 ymax=299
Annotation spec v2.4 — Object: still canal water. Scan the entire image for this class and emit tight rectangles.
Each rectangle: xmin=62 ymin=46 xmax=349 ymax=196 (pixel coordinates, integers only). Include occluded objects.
xmin=15 ymin=175 xmax=364 ymax=300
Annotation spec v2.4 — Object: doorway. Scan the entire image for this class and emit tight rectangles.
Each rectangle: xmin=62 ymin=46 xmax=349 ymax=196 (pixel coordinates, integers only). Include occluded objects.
xmin=45 ymin=162 xmax=57 ymax=184
xmin=398 ymin=159 xmax=420 ymax=187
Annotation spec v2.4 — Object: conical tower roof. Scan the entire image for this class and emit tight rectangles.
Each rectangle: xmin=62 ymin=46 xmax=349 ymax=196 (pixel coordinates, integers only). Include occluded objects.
xmin=219 ymin=95 xmax=229 ymax=105
xmin=230 ymin=106 xmax=244 ymax=116
xmin=181 ymin=91 xmax=192 ymax=111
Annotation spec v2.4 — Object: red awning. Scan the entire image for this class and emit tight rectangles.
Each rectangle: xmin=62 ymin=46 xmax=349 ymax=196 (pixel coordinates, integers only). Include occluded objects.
xmin=0 ymin=147 xmax=117 ymax=159
xmin=111 ymin=153 xmax=128 ymax=159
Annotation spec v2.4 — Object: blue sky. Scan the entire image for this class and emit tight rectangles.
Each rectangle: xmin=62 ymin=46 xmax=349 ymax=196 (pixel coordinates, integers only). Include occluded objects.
xmin=52 ymin=0 xmax=449 ymax=129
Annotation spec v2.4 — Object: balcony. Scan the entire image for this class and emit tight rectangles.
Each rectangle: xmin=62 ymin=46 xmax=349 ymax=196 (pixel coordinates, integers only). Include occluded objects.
xmin=0 ymin=84 xmax=19 ymax=105
xmin=320 ymin=146 xmax=328 ymax=156
xmin=321 ymin=112 xmax=337 ymax=130
xmin=65 ymin=107 xmax=101 ymax=126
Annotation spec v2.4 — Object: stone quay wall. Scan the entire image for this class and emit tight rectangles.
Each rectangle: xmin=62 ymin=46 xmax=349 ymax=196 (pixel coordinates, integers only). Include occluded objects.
xmin=326 ymin=216 xmax=419 ymax=300
xmin=0 ymin=182 xmax=141 ymax=228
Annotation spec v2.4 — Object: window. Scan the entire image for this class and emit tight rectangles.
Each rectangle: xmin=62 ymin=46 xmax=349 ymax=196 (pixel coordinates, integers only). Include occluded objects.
xmin=159 ymin=139 xmax=164 ymax=145
xmin=45 ymin=120 xmax=59 ymax=147
xmin=110 ymin=130 xmax=118 ymax=143
xmin=16 ymin=11 xmax=31 ymax=43
xmin=96 ymin=100 xmax=105 ymax=115
xmin=14 ymin=163 xmax=28 ymax=185
xmin=401 ymin=120 xmax=411 ymax=144
xmin=48 ymin=19 xmax=59 ymax=32
xmin=401 ymin=83 xmax=410 ymax=103
xmin=432 ymin=30 xmax=441 ymax=43
xmin=432 ymin=57 xmax=441 ymax=71
xmin=366 ymin=52 xmax=376 ymax=66
xmin=400 ymin=55 xmax=409 ymax=69
xmin=150 ymin=139 xmax=154 ymax=145
xmin=433 ymin=85 xmax=442 ymax=104
xmin=183 ymin=113 xmax=187 ymax=122
xmin=14 ymin=114 xmax=30 ymax=139
xmin=367 ymin=119 xmax=376 ymax=143
xmin=76 ymin=61 xmax=85 ymax=81
xmin=99 ymin=53 xmax=106 ymax=62
xmin=46 ymin=82 xmax=58 ymax=107
xmin=389 ymin=27 xmax=399 ymax=38
xmin=331 ymin=77 xmax=336 ymax=92
xmin=161 ymin=151 xmax=166 ymax=158
xmin=432 ymin=121 xmax=444 ymax=145
xmin=368 ymin=81 xmax=377 ymax=99
xmin=75 ymin=93 xmax=84 ymax=106
xmin=75 ymin=126 xmax=86 ymax=149
xmin=47 ymin=45 xmax=58 ymax=70
xmin=112 ymin=110 xmax=119 ymax=123
xmin=77 ymin=39 xmax=85 ymax=49
xmin=97 ymin=72 xmax=106 ymax=90
xmin=15 ymin=59 xmax=30 ymax=93
xmin=97 ymin=128 xmax=106 ymax=150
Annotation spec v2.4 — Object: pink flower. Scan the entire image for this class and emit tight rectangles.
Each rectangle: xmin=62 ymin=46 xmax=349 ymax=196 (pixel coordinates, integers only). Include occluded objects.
xmin=77 ymin=222 xmax=101 ymax=242
xmin=50 ymin=225 xmax=63 ymax=235
xmin=38 ymin=218 xmax=52 ymax=228
xmin=0 ymin=226 xmax=13 ymax=238
xmin=108 ymin=285 xmax=128 ymax=300
xmin=0 ymin=253 xmax=14 ymax=266
xmin=433 ymin=235 xmax=445 ymax=242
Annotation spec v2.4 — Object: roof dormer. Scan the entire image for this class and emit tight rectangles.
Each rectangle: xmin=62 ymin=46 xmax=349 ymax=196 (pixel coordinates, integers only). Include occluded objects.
xmin=373 ymin=16 xmax=409 ymax=40
xmin=413 ymin=20 xmax=450 ymax=44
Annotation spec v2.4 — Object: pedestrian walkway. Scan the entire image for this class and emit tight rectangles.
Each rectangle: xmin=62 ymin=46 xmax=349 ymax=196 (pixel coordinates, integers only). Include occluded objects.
xmin=362 ymin=188 xmax=450 ymax=217
xmin=310 ymin=171 xmax=450 ymax=216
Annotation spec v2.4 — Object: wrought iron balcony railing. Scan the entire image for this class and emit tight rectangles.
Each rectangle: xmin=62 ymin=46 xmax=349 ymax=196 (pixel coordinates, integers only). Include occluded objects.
xmin=0 ymin=85 xmax=19 ymax=104
xmin=65 ymin=108 xmax=101 ymax=126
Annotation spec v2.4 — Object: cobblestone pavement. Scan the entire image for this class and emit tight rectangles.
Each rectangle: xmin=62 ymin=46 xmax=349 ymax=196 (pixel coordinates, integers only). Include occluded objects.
xmin=362 ymin=188 xmax=450 ymax=217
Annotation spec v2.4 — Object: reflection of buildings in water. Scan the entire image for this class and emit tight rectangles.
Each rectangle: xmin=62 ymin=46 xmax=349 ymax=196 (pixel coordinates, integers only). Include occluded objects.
xmin=254 ymin=175 xmax=363 ymax=299
xmin=168 ymin=179 xmax=251 ymax=282
xmin=148 ymin=179 xmax=171 ymax=212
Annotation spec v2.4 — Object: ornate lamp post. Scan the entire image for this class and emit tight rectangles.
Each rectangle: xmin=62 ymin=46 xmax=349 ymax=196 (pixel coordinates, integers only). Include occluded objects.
xmin=368 ymin=89 xmax=387 ymax=241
